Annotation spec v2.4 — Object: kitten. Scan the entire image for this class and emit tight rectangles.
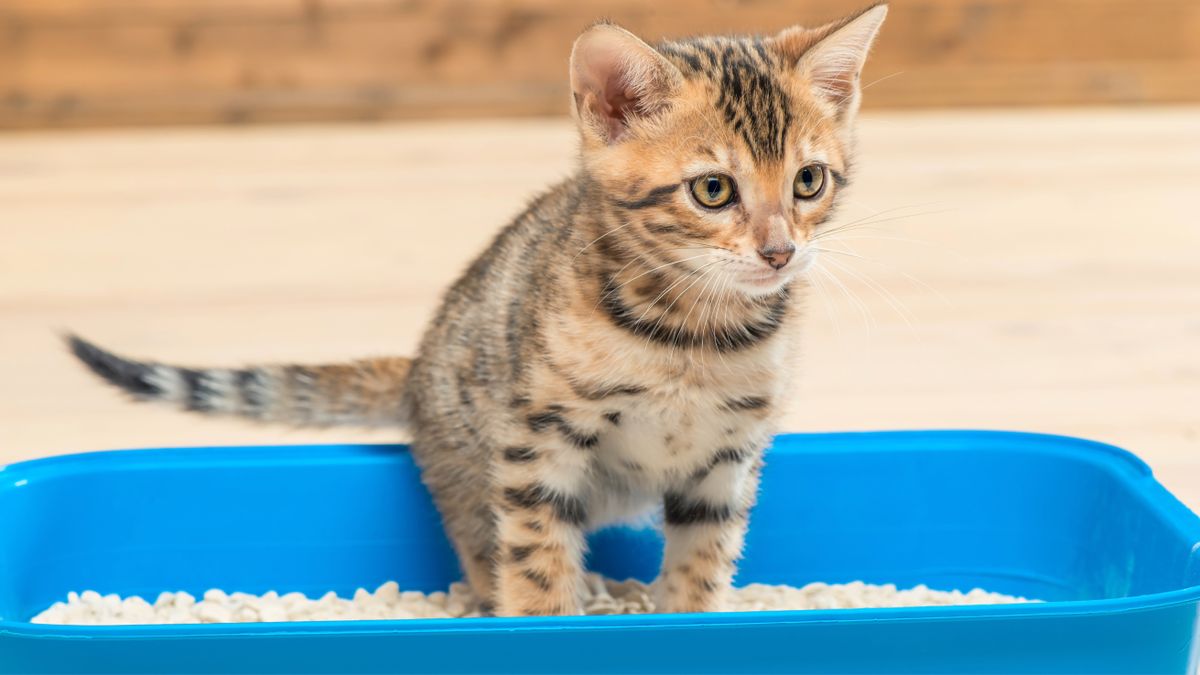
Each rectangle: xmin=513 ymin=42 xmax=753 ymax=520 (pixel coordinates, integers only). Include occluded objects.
xmin=67 ymin=4 xmax=887 ymax=617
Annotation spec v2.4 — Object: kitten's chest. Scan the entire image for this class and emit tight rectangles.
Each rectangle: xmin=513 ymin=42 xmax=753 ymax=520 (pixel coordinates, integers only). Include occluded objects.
xmin=547 ymin=315 xmax=792 ymax=487
xmin=593 ymin=382 xmax=772 ymax=486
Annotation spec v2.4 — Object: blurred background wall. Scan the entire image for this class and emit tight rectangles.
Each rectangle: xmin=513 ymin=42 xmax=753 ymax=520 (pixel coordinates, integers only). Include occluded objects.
xmin=2 ymin=0 xmax=1199 ymax=130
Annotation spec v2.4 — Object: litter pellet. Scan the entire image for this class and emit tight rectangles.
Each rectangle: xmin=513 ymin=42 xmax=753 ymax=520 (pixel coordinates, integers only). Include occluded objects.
xmin=32 ymin=574 xmax=1035 ymax=625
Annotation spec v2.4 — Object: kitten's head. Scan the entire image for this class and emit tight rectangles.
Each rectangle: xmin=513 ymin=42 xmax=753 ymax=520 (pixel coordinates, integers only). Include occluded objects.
xmin=571 ymin=4 xmax=886 ymax=297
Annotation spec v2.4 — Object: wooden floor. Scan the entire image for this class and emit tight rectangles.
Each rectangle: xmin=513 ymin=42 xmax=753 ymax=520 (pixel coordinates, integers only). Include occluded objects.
xmin=2 ymin=108 xmax=1199 ymax=507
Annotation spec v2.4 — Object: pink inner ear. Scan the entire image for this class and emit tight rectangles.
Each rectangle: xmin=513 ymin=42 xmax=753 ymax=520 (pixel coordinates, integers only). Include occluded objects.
xmin=601 ymin=71 xmax=638 ymax=130
xmin=817 ymin=69 xmax=857 ymax=104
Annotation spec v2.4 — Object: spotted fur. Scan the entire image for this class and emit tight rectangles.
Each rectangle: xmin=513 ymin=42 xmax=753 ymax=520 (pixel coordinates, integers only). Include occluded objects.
xmin=66 ymin=4 xmax=887 ymax=617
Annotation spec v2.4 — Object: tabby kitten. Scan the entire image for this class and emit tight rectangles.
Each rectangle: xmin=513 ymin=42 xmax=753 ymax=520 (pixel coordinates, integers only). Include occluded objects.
xmin=68 ymin=4 xmax=887 ymax=617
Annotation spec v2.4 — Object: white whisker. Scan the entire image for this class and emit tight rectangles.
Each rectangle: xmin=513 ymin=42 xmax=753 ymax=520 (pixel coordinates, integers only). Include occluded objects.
xmin=820 ymin=254 xmax=915 ymax=330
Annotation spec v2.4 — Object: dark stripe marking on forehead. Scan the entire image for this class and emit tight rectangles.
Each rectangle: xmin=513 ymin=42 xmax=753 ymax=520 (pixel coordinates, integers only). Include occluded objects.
xmin=659 ymin=36 xmax=793 ymax=161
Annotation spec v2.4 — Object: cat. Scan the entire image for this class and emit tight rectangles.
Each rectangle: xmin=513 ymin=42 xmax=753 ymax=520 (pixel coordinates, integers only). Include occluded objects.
xmin=67 ymin=3 xmax=887 ymax=617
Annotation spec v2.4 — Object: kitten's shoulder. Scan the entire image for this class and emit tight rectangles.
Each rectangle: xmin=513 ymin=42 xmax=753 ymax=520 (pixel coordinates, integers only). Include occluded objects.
xmin=511 ymin=176 xmax=584 ymax=235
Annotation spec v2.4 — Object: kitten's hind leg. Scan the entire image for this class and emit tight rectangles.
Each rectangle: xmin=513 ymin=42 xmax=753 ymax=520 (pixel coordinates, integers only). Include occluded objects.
xmin=408 ymin=433 xmax=501 ymax=610
xmin=490 ymin=429 xmax=593 ymax=616
xmin=447 ymin=513 xmax=499 ymax=613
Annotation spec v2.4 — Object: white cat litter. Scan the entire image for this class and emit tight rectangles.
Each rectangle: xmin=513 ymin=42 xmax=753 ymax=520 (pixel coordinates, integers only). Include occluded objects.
xmin=32 ymin=574 xmax=1034 ymax=625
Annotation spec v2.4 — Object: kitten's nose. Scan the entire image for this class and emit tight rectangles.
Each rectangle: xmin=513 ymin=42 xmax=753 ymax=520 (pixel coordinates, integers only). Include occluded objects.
xmin=757 ymin=243 xmax=796 ymax=270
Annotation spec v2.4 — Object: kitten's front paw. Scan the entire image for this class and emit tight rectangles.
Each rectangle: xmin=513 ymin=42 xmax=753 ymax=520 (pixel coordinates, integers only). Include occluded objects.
xmin=656 ymin=573 xmax=729 ymax=614
xmin=494 ymin=596 xmax=583 ymax=617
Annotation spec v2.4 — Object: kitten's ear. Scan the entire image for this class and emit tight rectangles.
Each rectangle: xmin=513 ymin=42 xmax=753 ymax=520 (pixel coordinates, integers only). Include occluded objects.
xmin=569 ymin=22 xmax=683 ymax=144
xmin=772 ymin=3 xmax=888 ymax=117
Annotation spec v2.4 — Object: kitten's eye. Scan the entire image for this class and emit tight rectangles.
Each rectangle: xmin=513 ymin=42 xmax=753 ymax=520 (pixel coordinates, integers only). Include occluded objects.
xmin=689 ymin=174 xmax=737 ymax=209
xmin=794 ymin=164 xmax=826 ymax=200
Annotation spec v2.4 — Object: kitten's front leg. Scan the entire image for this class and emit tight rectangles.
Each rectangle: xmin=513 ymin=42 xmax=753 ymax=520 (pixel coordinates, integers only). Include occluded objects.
xmin=492 ymin=428 xmax=592 ymax=616
xmin=659 ymin=448 xmax=763 ymax=613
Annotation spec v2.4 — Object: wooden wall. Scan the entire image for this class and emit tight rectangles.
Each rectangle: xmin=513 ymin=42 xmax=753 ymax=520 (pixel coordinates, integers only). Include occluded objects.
xmin=1 ymin=0 xmax=1198 ymax=129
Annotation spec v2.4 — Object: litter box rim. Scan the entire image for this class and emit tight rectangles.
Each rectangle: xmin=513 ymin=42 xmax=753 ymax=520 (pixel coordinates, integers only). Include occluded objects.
xmin=2 ymin=429 xmax=1198 ymax=639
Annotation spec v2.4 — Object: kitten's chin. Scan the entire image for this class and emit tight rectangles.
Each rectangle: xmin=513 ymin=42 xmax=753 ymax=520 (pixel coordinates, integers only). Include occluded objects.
xmin=731 ymin=254 xmax=811 ymax=297
xmin=731 ymin=271 xmax=797 ymax=297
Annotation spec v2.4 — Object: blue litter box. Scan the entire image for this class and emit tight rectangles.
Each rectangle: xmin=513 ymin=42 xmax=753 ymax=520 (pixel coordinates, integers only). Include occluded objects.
xmin=1 ymin=430 xmax=1199 ymax=674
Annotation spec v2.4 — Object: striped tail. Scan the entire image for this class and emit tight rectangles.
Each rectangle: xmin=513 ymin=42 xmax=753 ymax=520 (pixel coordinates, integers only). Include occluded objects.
xmin=66 ymin=335 xmax=414 ymax=428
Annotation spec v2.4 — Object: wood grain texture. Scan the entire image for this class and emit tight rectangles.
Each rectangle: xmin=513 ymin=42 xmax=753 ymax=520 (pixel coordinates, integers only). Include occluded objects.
xmin=1 ymin=108 xmax=1198 ymax=512
xmin=1 ymin=0 xmax=1198 ymax=128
